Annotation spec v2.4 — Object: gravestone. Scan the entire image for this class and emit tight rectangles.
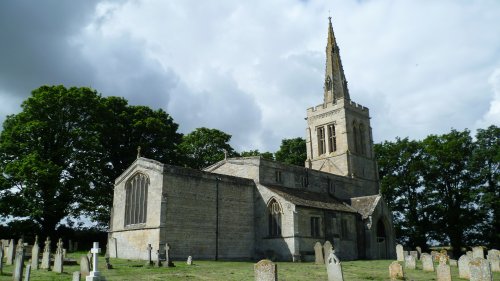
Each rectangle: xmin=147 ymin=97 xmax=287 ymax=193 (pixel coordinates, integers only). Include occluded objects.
xmin=314 ymin=242 xmax=324 ymax=264
xmin=487 ymin=249 xmax=500 ymax=260
xmin=86 ymin=242 xmax=102 ymax=281
xmin=395 ymin=244 xmax=404 ymax=262
xmin=13 ymin=239 xmax=25 ymax=281
xmin=254 ymin=259 xmax=277 ymax=281
xmin=449 ymin=259 xmax=457 ymax=266
xmin=469 ymin=257 xmax=493 ymax=281
xmin=389 ymin=261 xmax=404 ymax=281
xmin=40 ymin=237 xmax=51 ymax=270
xmin=323 ymin=241 xmax=333 ymax=264
xmin=489 ymin=259 xmax=499 ymax=272
xmin=105 ymin=257 xmax=112 ymax=269
xmin=146 ymin=244 xmax=153 ymax=266
xmin=416 ymin=246 xmax=422 ymax=258
xmin=63 ymin=248 xmax=67 ymax=259
xmin=431 ymin=250 xmax=439 ymax=262
xmin=326 ymin=251 xmax=343 ymax=281
xmin=472 ymin=246 xmax=484 ymax=259
xmin=438 ymin=252 xmax=449 ymax=265
xmin=54 ymin=238 xmax=64 ymax=273
xmin=24 ymin=264 xmax=31 ymax=281
xmin=163 ymin=243 xmax=174 ymax=267
xmin=421 ymin=253 xmax=434 ymax=271
xmin=87 ymin=251 xmax=92 ymax=265
xmin=467 ymin=251 xmax=473 ymax=259
xmin=73 ymin=271 xmax=81 ymax=281
xmin=31 ymin=235 xmax=40 ymax=270
xmin=187 ymin=256 xmax=193 ymax=265
xmin=155 ymin=249 xmax=162 ymax=267
xmin=458 ymin=254 xmax=471 ymax=279
xmin=7 ymin=239 xmax=15 ymax=265
xmin=405 ymin=255 xmax=416 ymax=270
xmin=409 ymin=251 xmax=418 ymax=261
xmin=80 ymin=255 xmax=91 ymax=276
xmin=436 ymin=259 xmax=452 ymax=281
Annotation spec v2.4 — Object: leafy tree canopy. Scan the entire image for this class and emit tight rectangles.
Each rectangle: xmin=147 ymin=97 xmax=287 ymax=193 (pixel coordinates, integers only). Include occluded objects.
xmin=274 ymin=137 xmax=307 ymax=166
xmin=240 ymin=150 xmax=274 ymax=160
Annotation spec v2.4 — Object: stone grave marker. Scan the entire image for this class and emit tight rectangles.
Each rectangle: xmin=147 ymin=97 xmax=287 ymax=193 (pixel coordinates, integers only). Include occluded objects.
xmin=326 ymin=251 xmax=343 ymax=281
xmin=409 ymin=251 xmax=418 ymax=261
xmin=254 ymin=259 xmax=277 ymax=281
xmin=431 ymin=250 xmax=439 ymax=262
xmin=436 ymin=258 xmax=452 ymax=281
xmin=87 ymin=251 xmax=92 ymax=265
xmin=396 ymin=244 xmax=404 ymax=262
xmin=53 ymin=238 xmax=64 ymax=273
xmin=41 ymin=237 xmax=51 ymax=270
xmin=63 ymin=248 xmax=67 ymax=259
xmin=7 ymin=239 xmax=15 ymax=265
xmin=389 ymin=261 xmax=404 ymax=281
xmin=489 ymin=258 xmax=499 ymax=272
xmin=187 ymin=256 xmax=193 ymax=265
xmin=421 ymin=253 xmax=434 ymax=271
xmin=146 ymin=244 xmax=153 ymax=266
xmin=86 ymin=242 xmax=102 ymax=281
xmin=13 ymin=239 xmax=25 ymax=281
xmin=438 ymin=252 xmax=449 ymax=265
xmin=80 ymin=255 xmax=91 ymax=276
xmin=323 ymin=241 xmax=333 ymax=264
xmin=155 ymin=249 xmax=162 ymax=267
xmin=416 ymin=246 xmax=422 ymax=257
xmin=163 ymin=243 xmax=174 ymax=267
xmin=73 ymin=271 xmax=81 ymax=281
xmin=24 ymin=264 xmax=31 ymax=281
xmin=469 ymin=257 xmax=493 ymax=281
xmin=487 ymin=249 xmax=500 ymax=260
xmin=458 ymin=254 xmax=471 ymax=279
xmin=472 ymin=246 xmax=484 ymax=259
xmin=31 ymin=235 xmax=39 ymax=270
xmin=467 ymin=251 xmax=473 ymax=259
xmin=314 ymin=242 xmax=324 ymax=264
xmin=449 ymin=259 xmax=457 ymax=266
xmin=405 ymin=255 xmax=416 ymax=270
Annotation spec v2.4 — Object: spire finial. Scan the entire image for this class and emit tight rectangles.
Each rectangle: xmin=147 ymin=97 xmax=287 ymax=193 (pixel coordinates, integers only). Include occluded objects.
xmin=137 ymin=146 xmax=141 ymax=159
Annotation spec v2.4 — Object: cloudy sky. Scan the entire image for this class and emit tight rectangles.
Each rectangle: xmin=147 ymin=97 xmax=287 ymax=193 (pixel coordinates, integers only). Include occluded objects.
xmin=1 ymin=0 xmax=499 ymax=152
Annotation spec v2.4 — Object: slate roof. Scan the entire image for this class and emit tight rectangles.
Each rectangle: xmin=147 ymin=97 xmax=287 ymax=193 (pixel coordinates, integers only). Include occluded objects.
xmin=263 ymin=185 xmax=358 ymax=213
xmin=350 ymin=195 xmax=381 ymax=219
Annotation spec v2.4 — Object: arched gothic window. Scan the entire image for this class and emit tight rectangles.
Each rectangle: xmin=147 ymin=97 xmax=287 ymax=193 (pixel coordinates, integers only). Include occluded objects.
xmin=352 ymin=121 xmax=359 ymax=153
xmin=268 ymin=199 xmax=282 ymax=237
xmin=125 ymin=173 xmax=149 ymax=226
xmin=327 ymin=124 xmax=336 ymax=153
xmin=359 ymin=123 xmax=366 ymax=155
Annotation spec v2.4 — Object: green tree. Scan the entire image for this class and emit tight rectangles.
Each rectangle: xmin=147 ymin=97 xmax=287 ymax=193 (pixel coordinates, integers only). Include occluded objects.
xmin=179 ymin=127 xmax=237 ymax=169
xmin=240 ymin=149 xmax=274 ymax=160
xmin=274 ymin=137 xmax=307 ymax=166
xmin=421 ymin=129 xmax=480 ymax=257
xmin=472 ymin=125 xmax=500 ymax=248
xmin=375 ymin=138 xmax=430 ymax=249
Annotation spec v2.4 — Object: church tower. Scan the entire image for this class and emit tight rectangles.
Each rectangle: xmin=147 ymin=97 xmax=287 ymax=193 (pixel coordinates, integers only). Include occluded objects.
xmin=305 ymin=17 xmax=379 ymax=193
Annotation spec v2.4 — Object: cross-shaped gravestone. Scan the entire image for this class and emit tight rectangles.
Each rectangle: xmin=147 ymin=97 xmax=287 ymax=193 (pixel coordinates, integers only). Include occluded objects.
xmin=86 ymin=242 xmax=101 ymax=281
xmin=40 ymin=237 xmax=51 ymax=270
xmin=163 ymin=243 xmax=174 ymax=267
xmin=146 ymin=244 xmax=153 ymax=266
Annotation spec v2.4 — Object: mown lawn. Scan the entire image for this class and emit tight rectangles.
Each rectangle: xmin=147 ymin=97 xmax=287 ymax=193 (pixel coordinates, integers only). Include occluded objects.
xmin=1 ymin=253 xmax=499 ymax=280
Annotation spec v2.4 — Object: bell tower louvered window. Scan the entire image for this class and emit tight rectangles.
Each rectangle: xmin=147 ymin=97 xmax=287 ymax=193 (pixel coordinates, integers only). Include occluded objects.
xmin=125 ymin=173 xmax=149 ymax=226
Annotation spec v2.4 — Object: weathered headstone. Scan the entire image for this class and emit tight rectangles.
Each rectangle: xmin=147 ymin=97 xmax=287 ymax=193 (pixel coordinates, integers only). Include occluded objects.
xmin=467 ymin=251 xmax=473 ymax=259
xmin=472 ymin=246 xmax=484 ymax=259
xmin=395 ymin=244 xmax=404 ymax=262
xmin=431 ymin=250 xmax=439 ymax=262
xmin=87 ymin=251 xmax=92 ymax=265
xmin=31 ymin=235 xmax=40 ymax=270
xmin=314 ymin=242 xmax=324 ymax=265
xmin=86 ymin=242 xmax=102 ymax=281
xmin=323 ymin=241 xmax=333 ymax=264
xmin=80 ymin=255 xmax=91 ymax=276
xmin=155 ymin=249 xmax=162 ymax=267
xmin=389 ymin=261 xmax=404 ymax=281
xmin=73 ymin=271 xmax=82 ymax=281
xmin=416 ymin=246 xmax=422 ymax=258
xmin=405 ymin=255 xmax=416 ymax=270
xmin=24 ymin=264 xmax=31 ymax=281
xmin=146 ymin=244 xmax=153 ymax=266
xmin=326 ymin=251 xmax=343 ymax=281
xmin=254 ymin=259 xmax=277 ymax=281
xmin=163 ymin=243 xmax=174 ymax=267
xmin=489 ymin=259 xmax=499 ymax=272
xmin=421 ymin=253 xmax=434 ymax=271
xmin=13 ymin=239 xmax=25 ymax=281
xmin=469 ymin=257 xmax=493 ymax=281
xmin=187 ymin=256 xmax=193 ymax=265
xmin=53 ymin=238 xmax=64 ymax=273
xmin=7 ymin=239 xmax=15 ymax=265
xmin=409 ymin=251 xmax=418 ymax=261
xmin=40 ymin=237 xmax=51 ymax=270
xmin=458 ymin=254 xmax=471 ymax=279
xmin=487 ymin=249 xmax=500 ymax=261
xmin=438 ymin=252 xmax=449 ymax=265
xmin=436 ymin=259 xmax=452 ymax=281
xmin=449 ymin=259 xmax=457 ymax=266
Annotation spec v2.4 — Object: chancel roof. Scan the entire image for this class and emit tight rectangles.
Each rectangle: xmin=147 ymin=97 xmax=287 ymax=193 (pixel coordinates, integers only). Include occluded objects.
xmin=264 ymin=185 xmax=358 ymax=213
xmin=350 ymin=195 xmax=381 ymax=219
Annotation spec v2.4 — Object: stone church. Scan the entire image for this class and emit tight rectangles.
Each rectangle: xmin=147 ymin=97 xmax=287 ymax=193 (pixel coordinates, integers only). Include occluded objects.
xmin=108 ymin=18 xmax=395 ymax=262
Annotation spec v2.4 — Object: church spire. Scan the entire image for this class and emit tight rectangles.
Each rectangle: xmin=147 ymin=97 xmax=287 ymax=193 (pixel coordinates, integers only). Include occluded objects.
xmin=324 ymin=17 xmax=350 ymax=103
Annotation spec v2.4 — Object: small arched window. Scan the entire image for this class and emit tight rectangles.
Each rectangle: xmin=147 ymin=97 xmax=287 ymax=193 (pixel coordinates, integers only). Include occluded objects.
xmin=268 ymin=199 xmax=282 ymax=237
xmin=125 ymin=173 xmax=149 ymax=226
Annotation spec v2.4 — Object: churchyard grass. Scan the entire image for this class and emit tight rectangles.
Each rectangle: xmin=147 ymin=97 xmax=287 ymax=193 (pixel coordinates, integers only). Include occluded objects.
xmin=1 ymin=252 xmax=499 ymax=280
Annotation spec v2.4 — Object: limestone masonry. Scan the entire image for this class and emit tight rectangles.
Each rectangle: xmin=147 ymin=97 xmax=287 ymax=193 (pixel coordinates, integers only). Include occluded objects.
xmin=108 ymin=18 xmax=395 ymax=261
